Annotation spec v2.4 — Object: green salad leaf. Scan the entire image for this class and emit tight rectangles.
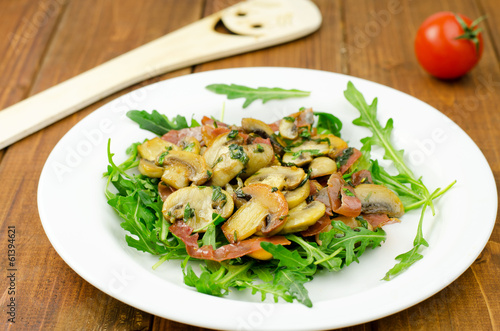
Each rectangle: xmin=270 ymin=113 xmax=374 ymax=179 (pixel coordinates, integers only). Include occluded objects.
xmin=126 ymin=110 xmax=199 ymax=136
xmin=206 ymin=84 xmax=310 ymax=108
xmin=343 ymin=81 xmax=455 ymax=280
xmin=314 ymin=112 xmax=343 ymax=137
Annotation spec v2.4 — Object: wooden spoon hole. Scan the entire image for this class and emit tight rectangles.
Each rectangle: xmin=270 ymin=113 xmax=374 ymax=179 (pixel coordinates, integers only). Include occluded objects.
xmin=214 ymin=19 xmax=237 ymax=35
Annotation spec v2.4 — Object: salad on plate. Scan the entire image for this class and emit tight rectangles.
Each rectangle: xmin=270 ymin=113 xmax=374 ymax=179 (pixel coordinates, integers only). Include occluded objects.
xmin=104 ymin=82 xmax=454 ymax=307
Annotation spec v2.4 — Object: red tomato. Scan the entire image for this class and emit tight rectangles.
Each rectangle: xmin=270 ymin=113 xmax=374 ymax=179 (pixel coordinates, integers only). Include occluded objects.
xmin=415 ymin=12 xmax=484 ymax=79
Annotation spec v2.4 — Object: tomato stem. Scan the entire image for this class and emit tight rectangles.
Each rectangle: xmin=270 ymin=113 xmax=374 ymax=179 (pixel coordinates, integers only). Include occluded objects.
xmin=454 ymin=14 xmax=485 ymax=54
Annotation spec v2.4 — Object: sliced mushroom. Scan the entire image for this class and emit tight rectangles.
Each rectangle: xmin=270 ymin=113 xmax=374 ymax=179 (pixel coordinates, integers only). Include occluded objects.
xmin=244 ymin=166 xmax=306 ymax=190
xmin=321 ymin=134 xmax=348 ymax=158
xmin=222 ymin=184 xmax=288 ymax=243
xmin=279 ymin=117 xmax=298 ymax=140
xmin=282 ymin=140 xmax=331 ymax=166
xmin=283 ymin=180 xmax=310 ymax=209
xmin=138 ymin=159 xmax=164 ymax=178
xmin=209 ymin=151 xmax=245 ymax=187
xmin=161 ymin=166 xmax=190 ymax=189
xmin=179 ymin=136 xmax=201 ymax=154
xmin=203 ymin=132 xmax=244 ymax=168
xmin=158 ymin=150 xmax=210 ymax=189
xmin=242 ymin=142 xmax=274 ymax=177
xmin=279 ymin=201 xmax=326 ymax=234
xmin=137 ymin=137 xmax=178 ymax=161
xmin=162 ymin=186 xmax=234 ymax=232
xmin=309 ymin=156 xmax=337 ymax=178
xmin=354 ymin=184 xmax=404 ymax=218
xmin=241 ymin=118 xmax=275 ymax=138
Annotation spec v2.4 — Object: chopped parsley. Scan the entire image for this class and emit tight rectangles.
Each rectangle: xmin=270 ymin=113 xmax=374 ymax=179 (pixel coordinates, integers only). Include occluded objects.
xmin=228 ymin=144 xmax=249 ymax=165
xmin=343 ymin=188 xmax=355 ymax=197
xmin=336 ymin=147 xmax=354 ymax=167
xmin=157 ymin=146 xmax=173 ymax=164
xmin=183 ymin=142 xmax=196 ymax=152
xmin=283 ymin=116 xmax=295 ymax=122
xmin=291 ymin=149 xmax=320 ymax=160
xmin=255 ymin=144 xmax=265 ymax=153
xmin=211 ymin=186 xmax=227 ymax=207
xmin=227 ymin=129 xmax=239 ymax=139
xmin=299 ymin=130 xmax=311 ymax=139
xmin=183 ymin=203 xmax=195 ymax=221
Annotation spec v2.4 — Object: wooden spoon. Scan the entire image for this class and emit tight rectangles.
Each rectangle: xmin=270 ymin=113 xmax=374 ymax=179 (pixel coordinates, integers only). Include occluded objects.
xmin=0 ymin=0 xmax=321 ymax=150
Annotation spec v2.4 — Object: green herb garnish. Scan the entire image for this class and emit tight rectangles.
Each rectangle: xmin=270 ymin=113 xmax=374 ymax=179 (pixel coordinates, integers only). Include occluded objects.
xmin=183 ymin=203 xmax=195 ymax=222
xmin=211 ymin=186 xmax=227 ymax=207
xmin=206 ymin=84 xmax=311 ymax=108
xmin=344 ymin=81 xmax=455 ymax=280
xmin=291 ymin=149 xmax=320 ymax=160
xmin=127 ymin=110 xmax=199 ymax=136
xmin=228 ymin=144 xmax=249 ymax=165
xmin=255 ymin=144 xmax=265 ymax=153
xmin=227 ymin=129 xmax=239 ymax=139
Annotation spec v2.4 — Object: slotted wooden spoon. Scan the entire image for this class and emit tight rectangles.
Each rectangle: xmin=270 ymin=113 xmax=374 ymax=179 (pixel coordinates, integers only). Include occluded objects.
xmin=0 ymin=0 xmax=321 ymax=150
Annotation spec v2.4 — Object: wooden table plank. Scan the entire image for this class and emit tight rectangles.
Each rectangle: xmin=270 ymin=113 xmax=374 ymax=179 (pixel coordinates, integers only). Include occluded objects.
xmin=0 ymin=0 xmax=66 ymax=110
xmin=0 ymin=0 xmax=204 ymax=329
xmin=344 ymin=0 xmax=500 ymax=330
xmin=478 ymin=0 xmax=500 ymax=59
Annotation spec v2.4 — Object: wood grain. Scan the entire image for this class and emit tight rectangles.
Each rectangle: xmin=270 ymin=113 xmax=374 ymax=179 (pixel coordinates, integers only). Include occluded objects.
xmin=0 ymin=0 xmax=203 ymax=329
xmin=0 ymin=0 xmax=66 ymax=110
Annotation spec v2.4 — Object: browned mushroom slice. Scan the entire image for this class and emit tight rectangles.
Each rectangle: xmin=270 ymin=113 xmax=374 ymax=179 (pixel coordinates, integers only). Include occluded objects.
xmin=137 ymin=137 xmax=178 ymax=161
xmin=162 ymin=186 xmax=234 ymax=232
xmin=242 ymin=142 xmax=274 ymax=177
xmin=279 ymin=117 xmax=298 ymax=140
xmin=244 ymin=166 xmax=306 ymax=191
xmin=309 ymin=156 xmax=337 ymax=178
xmin=283 ymin=180 xmax=310 ymax=209
xmin=241 ymin=118 xmax=275 ymax=138
xmin=282 ymin=140 xmax=331 ymax=166
xmin=222 ymin=184 xmax=288 ymax=243
xmin=279 ymin=200 xmax=326 ymax=234
xmin=157 ymin=150 xmax=210 ymax=189
xmin=321 ymin=134 xmax=348 ymax=158
xmin=179 ymin=136 xmax=201 ymax=154
xmin=203 ymin=132 xmax=244 ymax=168
xmin=354 ymin=184 xmax=405 ymax=218
xmin=138 ymin=159 xmax=164 ymax=178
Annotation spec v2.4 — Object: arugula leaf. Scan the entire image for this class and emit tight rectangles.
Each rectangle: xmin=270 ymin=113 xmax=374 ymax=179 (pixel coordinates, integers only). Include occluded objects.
xmin=206 ymin=84 xmax=310 ymax=108
xmin=314 ymin=112 xmax=343 ymax=137
xmin=286 ymin=234 xmax=342 ymax=271
xmin=260 ymin=242 xmax=311 ymax=269
xmin=126 ymin=110 xmax=199 ymax=136
xmin=319 ymin=221 xmax=386 ymax=266
xmin=274 ymin=269 xmax=312 ymax=308
xmin=343 ymin=82 xmax=456 ymax=279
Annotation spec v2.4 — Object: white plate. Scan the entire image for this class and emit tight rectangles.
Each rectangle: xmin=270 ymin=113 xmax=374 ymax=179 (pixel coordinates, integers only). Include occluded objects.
xmin=38 ymin=68 xmax=497 ymax=331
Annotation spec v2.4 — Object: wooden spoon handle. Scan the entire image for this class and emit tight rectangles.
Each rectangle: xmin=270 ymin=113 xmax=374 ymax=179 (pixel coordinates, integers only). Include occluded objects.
xmin=0 ymin=0 xmax=321 ymax=150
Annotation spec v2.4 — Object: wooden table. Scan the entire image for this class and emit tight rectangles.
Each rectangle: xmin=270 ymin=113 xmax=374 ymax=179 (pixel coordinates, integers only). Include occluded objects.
xmin=1 ymin=0 xmax=499 ymax=330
